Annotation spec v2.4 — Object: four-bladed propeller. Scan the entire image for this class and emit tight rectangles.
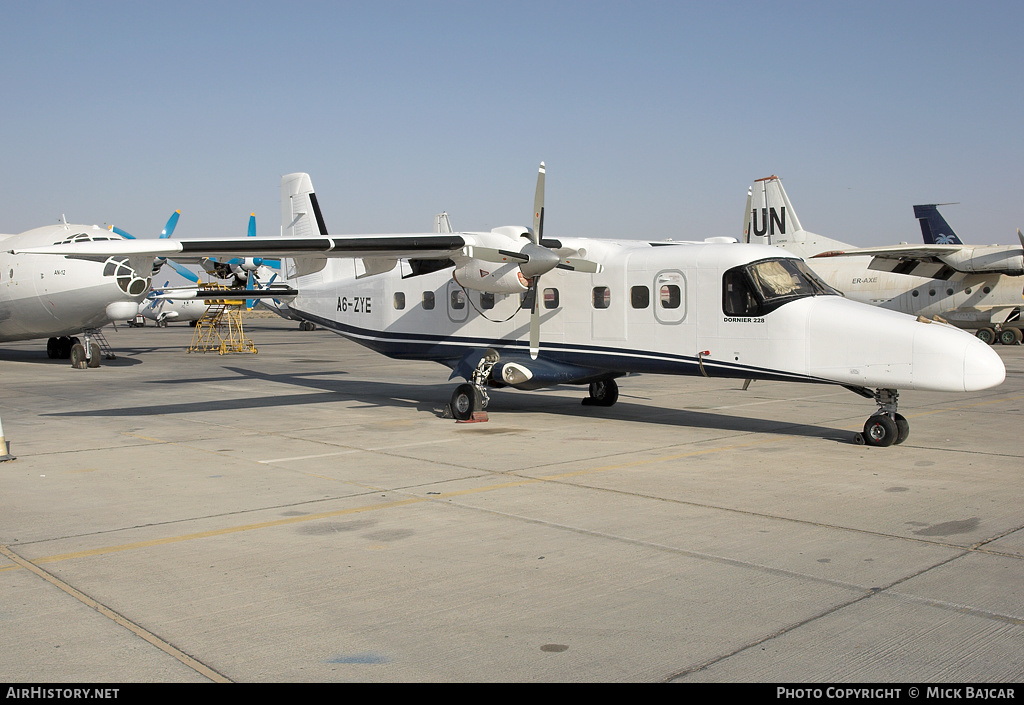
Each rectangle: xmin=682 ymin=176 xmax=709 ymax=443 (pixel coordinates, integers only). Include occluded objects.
xmin=469 ymin=163 xmax=602 ymax=358
xmin=111 ymin=211 xmax=202 ymax=283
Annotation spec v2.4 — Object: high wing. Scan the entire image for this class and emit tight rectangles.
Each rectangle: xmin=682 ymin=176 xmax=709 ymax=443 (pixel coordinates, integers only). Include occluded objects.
xmin=10 ymin=229 xmax=599 ymax=283
xmin=811 ymin=242 xmax=1024 ymax=278
xmin=11 ymin=233 xmax=467 ymax=261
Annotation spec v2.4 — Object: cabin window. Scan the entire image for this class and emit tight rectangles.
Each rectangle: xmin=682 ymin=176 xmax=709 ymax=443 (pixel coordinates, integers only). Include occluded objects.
xmin=592 ymin=286 xmax=611 ymax=309
xmin=630 ymin=286 xmax=650 ymax=309
xmin=480 ymin=292 xmax=495 ymax=310
xmin=394 ymin=292 xmax=406 ymax=310
xmin=544 ymin=288 xmax=559 ymax=309
xmin=422 ymin=291 xmax=435 ymax=310
xmin=659 ymin=285 xmax=681 ymax=309
xmin=450 ymin=290 xmax=466 ymax=310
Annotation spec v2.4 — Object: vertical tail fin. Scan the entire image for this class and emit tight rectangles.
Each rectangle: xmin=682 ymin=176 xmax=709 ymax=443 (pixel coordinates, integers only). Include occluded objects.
xmin=434 ymin=211 xmax=453 ymax=233
xmin=744 ymin=175 xmax=803 ymax=246
xmin=281 ymin=173 xmax=329 ymax=238
xmin=743 ymin=175 xmax=851 ymax=256
xmin=913 ymin=204 xmax=962 ymax=244
xmin=280 ymin=173 xmax=329 ymax=279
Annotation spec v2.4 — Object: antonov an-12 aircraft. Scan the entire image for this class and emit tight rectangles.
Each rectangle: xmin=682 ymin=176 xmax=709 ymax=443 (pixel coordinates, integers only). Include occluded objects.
xmin=13 ymin=166 xmax=1006 ymax=446
xmin=743 ymin=176 xmax=1024 ymax=344
xmin=0 ymin=220 xmax=152 ymax=367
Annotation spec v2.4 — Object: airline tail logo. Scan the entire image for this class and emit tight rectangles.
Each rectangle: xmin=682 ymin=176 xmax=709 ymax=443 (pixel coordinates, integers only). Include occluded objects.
xmin=750 ymin=207 xmax=787 ymax=237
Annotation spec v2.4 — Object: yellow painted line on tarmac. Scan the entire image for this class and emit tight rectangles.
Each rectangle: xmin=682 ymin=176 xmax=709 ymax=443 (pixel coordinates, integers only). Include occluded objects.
xmin=9 ymin=436 xmax=780 ymax=569
xmin=10 ymin=393 xmax=1022 ymax=569
xmin=26 ymin=496 xmax=429 ymax=565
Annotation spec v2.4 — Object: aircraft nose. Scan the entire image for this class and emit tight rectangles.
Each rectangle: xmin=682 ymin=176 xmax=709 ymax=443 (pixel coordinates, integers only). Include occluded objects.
xmin=912 ymin=322 xmax=1005 ymax=392
xmin=960 ymin=335 xmax=1005 ymax=391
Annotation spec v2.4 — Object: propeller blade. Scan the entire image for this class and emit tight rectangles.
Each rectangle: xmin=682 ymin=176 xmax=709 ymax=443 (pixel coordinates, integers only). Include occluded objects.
xmin=467 ymin=246 xmax=529 ymax=264
xmin=531 ymin=162 xmax=545 ymax=246
xmin=529 ymin=277 xmax=541 ymax=360
xmin=246 ymin=270 xmax=256 ymax=310
xmin=528 ymin=162 xmax=548 ymax=359
xmin=167 ymin=259 xmax=201 ymax=283
xmin=558 ymin=257 xmax=603 ymax=274
xmin=247 ymin=213 xmax=256 ymax=238
xmin=111 ymin=210 xmax=179 ymax=241
xmin=160 ymin=211 xmax=180 ymax=239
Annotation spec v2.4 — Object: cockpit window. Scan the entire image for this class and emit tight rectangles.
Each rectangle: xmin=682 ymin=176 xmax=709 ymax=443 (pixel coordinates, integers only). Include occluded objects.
xmin=52 ymin=232 xmax=119 ymax=245
xmin=723 ymin=257 xmax=839 ymax=317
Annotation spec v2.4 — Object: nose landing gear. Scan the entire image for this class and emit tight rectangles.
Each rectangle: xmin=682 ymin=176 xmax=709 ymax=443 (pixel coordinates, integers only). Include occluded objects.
xmin=857 ymin=389 xmax=909 ymax=447
xmin=449 ymin=349 xmax=500 ymax=421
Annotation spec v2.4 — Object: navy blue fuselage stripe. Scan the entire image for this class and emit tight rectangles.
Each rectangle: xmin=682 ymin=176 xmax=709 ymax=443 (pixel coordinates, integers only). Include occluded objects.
xmin=296 ymin=310 xmax=835 ymax=386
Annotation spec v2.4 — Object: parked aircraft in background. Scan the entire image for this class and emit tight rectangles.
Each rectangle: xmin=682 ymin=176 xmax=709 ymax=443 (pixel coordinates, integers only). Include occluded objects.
xmin=743 ymin=176 xmax=1024 ymax=345
xmin=135 ymin=285 xmax=208 ymax=326
xmin=913 ymin=203 xmax=1022 ymax=344
xmin=14 ymin=167 xmax=1006 ymax=446
xmin=914 ymin=204 xmax=964 ymax=245
xmin=0 ymin=219 xmax=149 ymax=367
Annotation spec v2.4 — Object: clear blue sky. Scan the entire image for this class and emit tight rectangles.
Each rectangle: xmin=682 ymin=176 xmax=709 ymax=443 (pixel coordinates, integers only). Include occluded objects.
xmin=2 ymin=1 xmax=1021 ymax=246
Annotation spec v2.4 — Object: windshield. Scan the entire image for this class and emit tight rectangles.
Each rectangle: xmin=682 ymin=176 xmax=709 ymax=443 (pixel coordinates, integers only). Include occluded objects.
xmin=723 ymin=257 xmax=840 ymax=317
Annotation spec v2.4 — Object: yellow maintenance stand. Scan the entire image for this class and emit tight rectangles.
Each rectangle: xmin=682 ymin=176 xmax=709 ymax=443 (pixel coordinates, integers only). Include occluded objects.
xmin=187 ymin=285 xmax=258 ymax=355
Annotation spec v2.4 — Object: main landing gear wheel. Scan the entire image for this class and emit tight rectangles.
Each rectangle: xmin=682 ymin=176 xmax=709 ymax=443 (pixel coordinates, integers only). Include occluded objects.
xmin=299 ymin=320 xmax=316 ymax=331
xmin=976 ymin=327 xmax=996 ymax=345
xmin=998 ymin=327 xmax=1022 ymax=345
xmin=450 ymin=383 xmax=483 ymax=421
xmin=583 ymin=379 xmax=619 ymax=407
xmin=47 ymin=336 xmax=76 ymax=360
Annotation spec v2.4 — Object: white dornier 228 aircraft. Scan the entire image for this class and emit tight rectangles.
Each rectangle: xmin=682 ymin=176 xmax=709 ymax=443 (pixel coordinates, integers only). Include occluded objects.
xmin=13 ymin=165 xmax=1006 ymax=446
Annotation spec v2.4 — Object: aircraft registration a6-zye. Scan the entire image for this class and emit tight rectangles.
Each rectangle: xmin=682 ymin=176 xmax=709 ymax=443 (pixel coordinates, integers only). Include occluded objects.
xmin=14 ymin=165 xmax=1006 ymax=447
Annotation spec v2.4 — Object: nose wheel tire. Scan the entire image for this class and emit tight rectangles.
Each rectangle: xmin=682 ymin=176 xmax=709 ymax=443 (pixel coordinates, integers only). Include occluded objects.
xmin=862 ymin=413 xmax=909 ymax=447
xmin=88 ymin=342 xmax=102 ymax=368
xmin=70 ymin=343 xmax=89 ymax=370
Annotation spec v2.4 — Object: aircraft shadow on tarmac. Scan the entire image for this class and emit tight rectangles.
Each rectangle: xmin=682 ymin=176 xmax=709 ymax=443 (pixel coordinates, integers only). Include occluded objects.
xmin=0 ymin=348 xmax=143 ymax=366
xmin=44 ymin=365 xmax=858 ymax=444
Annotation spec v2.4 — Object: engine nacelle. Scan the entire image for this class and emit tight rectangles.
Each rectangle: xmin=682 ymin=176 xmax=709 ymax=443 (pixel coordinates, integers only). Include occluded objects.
xmin=939 ymin=247 xmax=1024 ymax=276
xmin=490 ymin=358 xmax=609 ymax=390
xmin=452 ymin=260 xmax=530 ymax=294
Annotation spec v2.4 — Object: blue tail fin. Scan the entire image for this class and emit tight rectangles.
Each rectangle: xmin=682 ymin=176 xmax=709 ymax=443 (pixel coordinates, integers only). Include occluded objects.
xmin=914 ymin=204 xmax=962 ymax=244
